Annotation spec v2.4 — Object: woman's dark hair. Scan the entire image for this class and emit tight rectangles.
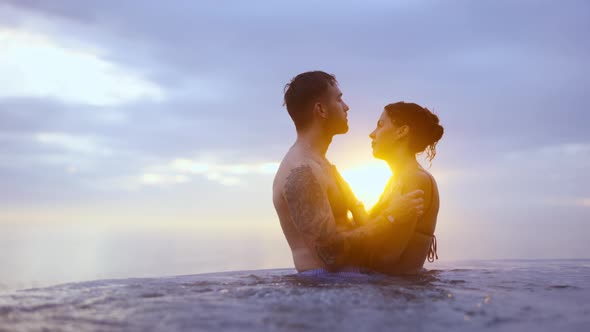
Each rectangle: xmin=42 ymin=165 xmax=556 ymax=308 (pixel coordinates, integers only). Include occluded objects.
xmin=283 ymin=71 xmax=337 ymax=131
xmin=384 ymin=101 xmax=444 ymax=163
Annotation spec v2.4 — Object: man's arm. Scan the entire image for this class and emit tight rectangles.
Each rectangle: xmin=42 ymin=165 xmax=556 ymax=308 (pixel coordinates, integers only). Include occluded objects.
xmin=374 ymin=172 xmax=433 ymax=265
xmin=283 ymin=164 xmax=379 ymax=269
xmin=331 ymin=166 xmax=369 ymax=225
xmin=332 ymin=167 xmax=424 ymax=227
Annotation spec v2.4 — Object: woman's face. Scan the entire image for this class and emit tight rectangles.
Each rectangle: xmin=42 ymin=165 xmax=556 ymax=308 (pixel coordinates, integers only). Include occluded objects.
xmin=369 ymin=110 xmax=407 ymax=160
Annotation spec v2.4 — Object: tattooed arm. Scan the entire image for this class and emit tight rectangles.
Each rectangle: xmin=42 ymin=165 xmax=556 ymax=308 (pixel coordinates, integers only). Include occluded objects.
xmin=283 ymin=164 xmax=385 ymax=270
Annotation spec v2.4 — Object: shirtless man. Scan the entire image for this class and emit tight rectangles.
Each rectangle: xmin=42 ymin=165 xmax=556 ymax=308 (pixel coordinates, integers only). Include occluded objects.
xmin=272 ymin=71 xmax=425 ymax=272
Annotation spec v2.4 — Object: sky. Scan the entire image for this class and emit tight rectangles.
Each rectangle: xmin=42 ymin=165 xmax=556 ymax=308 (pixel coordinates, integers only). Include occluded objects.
xmin=0 ymin=0 xmax=589 ymax=286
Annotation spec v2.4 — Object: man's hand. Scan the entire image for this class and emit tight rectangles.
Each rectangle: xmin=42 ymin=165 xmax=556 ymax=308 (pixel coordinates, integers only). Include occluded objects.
xmin=383 ymin=189 xmax=425 ymax=221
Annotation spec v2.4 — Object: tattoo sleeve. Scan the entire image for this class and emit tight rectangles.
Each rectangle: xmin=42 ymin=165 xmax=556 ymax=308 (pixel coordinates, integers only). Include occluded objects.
xmin=284 ymin=165 xmax=372 ymax=269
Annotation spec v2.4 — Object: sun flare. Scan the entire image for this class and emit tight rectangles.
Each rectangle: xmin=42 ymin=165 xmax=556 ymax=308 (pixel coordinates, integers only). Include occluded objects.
xmin=340 ymin=161 xmax=391 ymax=209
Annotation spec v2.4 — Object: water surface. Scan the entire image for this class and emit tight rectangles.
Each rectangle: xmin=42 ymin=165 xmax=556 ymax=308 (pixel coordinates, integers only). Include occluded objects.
xmin=1 ymin=260 xmax=588 ymax=331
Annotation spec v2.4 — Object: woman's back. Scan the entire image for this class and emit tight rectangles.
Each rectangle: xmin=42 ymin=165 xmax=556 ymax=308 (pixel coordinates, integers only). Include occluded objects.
xmin=368 ymin=167 xmax=439 ymax=274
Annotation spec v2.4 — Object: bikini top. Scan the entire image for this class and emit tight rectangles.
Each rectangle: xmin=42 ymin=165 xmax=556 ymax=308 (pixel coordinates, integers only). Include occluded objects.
xmin=372 ymin=168 xmax=439 ymax=263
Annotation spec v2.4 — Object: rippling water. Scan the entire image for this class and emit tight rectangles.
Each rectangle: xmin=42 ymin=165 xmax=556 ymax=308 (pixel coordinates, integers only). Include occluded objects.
xmin=0 ymin=260 xmax=589 ymax=331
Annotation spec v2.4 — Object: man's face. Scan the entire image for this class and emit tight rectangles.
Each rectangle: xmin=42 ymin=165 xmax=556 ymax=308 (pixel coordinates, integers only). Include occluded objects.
xmin=321 ymin=84 xmax=349 ymax=135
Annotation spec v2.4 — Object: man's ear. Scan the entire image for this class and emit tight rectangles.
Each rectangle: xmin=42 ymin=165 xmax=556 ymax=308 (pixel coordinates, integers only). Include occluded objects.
xmin=314 ymin=102 xmax=328 ymax=119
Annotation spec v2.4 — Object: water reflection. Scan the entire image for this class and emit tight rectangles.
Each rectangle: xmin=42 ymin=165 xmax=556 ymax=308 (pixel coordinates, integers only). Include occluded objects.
xmin=0 ymin=223 xmax=291 ymax=291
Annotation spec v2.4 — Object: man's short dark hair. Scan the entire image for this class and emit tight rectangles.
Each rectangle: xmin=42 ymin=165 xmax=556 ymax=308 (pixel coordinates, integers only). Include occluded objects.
xmin=283 ymin=71 xmax=337 ymax=131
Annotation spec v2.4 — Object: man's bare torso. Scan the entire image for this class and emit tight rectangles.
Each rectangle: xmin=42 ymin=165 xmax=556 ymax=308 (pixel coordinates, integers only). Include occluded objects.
xmin=272 ymin=144 xmax=352 ymax=272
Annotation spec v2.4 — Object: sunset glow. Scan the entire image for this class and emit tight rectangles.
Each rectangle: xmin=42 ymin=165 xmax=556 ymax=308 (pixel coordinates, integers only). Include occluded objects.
xmin=340 ymin=161 xmax=391 ymax=209
xmin=0 ymin=0 xmax=588 ymax=295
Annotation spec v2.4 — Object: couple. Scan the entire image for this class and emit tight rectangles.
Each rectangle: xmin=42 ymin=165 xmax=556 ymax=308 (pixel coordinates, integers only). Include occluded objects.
xmin=272 ymin=71 xmax=444 ymax=276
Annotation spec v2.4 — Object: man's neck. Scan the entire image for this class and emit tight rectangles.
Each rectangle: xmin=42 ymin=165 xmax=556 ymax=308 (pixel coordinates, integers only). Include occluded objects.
xmin=295 ymin=128 xmax=333 ymax=159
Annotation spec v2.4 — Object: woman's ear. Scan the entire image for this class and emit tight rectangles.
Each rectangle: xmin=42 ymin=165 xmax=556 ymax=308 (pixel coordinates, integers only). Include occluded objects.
xmin=395 ymin=124 xmax=410 ymax=139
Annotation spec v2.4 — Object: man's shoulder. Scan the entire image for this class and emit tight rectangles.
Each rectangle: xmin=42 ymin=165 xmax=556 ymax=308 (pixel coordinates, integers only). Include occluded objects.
xmin=274 ymin=156 xmax=328 ymax=193
xmin=279 ymin=149 xmax=327 ymax=176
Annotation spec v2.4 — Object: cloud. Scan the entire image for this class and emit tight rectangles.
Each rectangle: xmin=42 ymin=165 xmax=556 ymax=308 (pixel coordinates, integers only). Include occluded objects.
xmin=2 ymin=0 xmax=588 ymax=156
xmin=502 ymin=143 xmax=590 ymax=171
xmin=0 ymin=0 xmax=588 ymax=225
xmin=544 ymin=197 xmax=590 ymax=208
xmin=140 ymin=173 xmax=189 ymax=186
xmin=0 ymin=28 xmax=164 ymax=106
xmin=138 ymin=157 xmax=279 ymax=187
xmin=35 ymin=132 xmax=112 ymax=156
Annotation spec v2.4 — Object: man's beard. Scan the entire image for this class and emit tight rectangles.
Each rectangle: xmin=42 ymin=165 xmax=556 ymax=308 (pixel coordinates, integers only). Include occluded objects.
xmin=327 ymin=115 xmax=348 ymax=135
xmin=335 ymin=120 xmax=349 ymax=134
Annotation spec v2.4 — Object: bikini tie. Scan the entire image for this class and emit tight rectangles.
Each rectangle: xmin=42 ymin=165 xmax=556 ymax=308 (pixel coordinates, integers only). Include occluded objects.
xmin=427 ymin=235 xmax=438 ymax=263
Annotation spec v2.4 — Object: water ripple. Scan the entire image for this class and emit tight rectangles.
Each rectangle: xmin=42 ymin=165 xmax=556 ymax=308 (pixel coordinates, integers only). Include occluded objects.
xmin=0 ymin=261 xmax=589 ymax=331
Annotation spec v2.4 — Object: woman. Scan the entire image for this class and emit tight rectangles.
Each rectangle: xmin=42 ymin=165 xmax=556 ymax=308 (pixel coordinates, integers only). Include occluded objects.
xmin=364 ymin=101 xmax=444 ymax=275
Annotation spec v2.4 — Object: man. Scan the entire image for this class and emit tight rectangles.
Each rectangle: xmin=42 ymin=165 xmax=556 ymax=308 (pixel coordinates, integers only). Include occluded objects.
xmin=272 ymin=71 xmax=424 ymax=273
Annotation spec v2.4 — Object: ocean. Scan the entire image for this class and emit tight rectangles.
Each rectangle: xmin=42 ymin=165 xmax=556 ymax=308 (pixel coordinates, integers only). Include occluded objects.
xmin=1 ymin=260 xmax=589 ymax=331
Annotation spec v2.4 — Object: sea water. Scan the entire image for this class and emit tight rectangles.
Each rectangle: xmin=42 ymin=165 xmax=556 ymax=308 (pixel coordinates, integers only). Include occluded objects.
xmin=0 ymin=260 xmax=589 ymax=331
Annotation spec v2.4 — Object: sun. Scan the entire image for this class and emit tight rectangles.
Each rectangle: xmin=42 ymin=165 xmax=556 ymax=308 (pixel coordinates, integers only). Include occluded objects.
xmin=339 ymin=160 xmax=391 ymax=209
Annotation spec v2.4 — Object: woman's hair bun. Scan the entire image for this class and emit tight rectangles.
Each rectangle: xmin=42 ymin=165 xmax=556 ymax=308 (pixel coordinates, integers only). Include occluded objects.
xmin=384 ymin=102 xmax=444 ymax=163
xmin=426 ymin=110 xmax=444 ymax=145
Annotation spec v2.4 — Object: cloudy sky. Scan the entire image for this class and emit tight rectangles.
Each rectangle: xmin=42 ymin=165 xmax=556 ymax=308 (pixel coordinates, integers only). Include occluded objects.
xmin=0 ymin=0 xmax=589 ymax=284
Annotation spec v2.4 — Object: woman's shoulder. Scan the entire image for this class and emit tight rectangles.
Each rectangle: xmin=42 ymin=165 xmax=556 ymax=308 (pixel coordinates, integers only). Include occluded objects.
xmin=400 ymin=167 xmax=438 ymax=207
xmin=402 ymin=167 xmax=435 ymax=193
